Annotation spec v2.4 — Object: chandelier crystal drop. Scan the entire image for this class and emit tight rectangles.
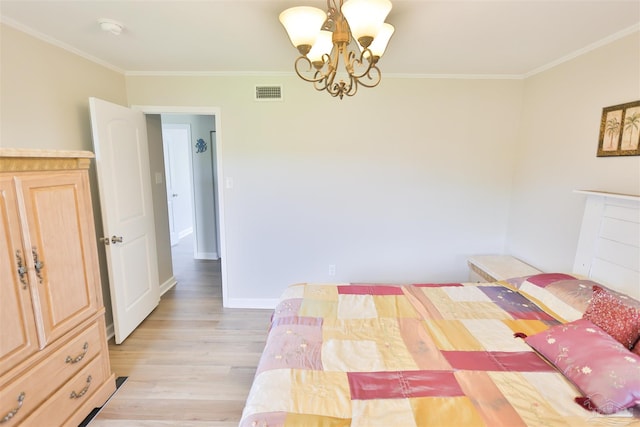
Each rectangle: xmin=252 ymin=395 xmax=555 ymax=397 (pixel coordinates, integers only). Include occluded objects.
xmin=279 ymin=0 xmax=394 ymax=99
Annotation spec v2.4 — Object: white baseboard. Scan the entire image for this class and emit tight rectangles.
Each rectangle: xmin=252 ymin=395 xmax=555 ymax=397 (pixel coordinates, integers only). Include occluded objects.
xmin=160 ymin=276 xmax=177 ymax=296
xmin=224 ymin=298 xmax=279 ymax=309
xmin=194 ymin=251 xmax=218 ymax=260
xmin=106 ymin=322 xmax=115 ymax=341
xmin=178 ymin=228 xmax=193 ymax=239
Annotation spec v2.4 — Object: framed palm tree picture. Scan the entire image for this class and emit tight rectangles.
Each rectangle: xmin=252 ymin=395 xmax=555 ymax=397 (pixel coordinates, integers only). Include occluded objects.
xmin=597 ymin=100 xmax=640 ymax=157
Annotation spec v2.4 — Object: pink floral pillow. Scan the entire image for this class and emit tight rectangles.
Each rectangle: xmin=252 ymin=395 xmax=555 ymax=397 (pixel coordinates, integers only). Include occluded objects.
xmin=525 ymin=318 xmax=640 ymax=414
xmin=583 ymin=286 xmax=640 ymax=349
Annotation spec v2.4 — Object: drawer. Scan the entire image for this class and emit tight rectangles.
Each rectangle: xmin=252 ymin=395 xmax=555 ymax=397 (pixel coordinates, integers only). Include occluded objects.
xmin=21 ymin=353 xmax=107 ymax=427
xmin=0 ymin=321 xmax=105 ymax=425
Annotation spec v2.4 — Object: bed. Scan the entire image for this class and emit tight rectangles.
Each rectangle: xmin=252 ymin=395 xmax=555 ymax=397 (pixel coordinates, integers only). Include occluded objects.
xmin=240 ymin=191 xmax=640 ymax=427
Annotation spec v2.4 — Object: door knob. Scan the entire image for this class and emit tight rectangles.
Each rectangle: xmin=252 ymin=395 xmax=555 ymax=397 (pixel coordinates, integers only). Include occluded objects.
xmin=111 ymin=236 xmax=123 ymax=244
xmin=172 ymin=193 xmax=178 ymax=197
xmin=99 ymin=237 xmax=110 ymax=245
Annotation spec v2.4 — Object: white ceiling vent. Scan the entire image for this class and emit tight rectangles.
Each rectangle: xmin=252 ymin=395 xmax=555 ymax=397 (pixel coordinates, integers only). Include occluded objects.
xmin=255 ymin=85 xmax=283 ymax=101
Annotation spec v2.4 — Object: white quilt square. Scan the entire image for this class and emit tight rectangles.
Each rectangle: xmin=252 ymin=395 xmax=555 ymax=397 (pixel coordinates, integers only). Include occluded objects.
xmin=337 ymin=294 xmax=378 ymax=319
xmin=461 ymin=319 xmax=531 ymax=351
xmin=321 ymin=339 xmax=385 ymax=372
xmin=443 ymin=286 xmax=492 ymax=302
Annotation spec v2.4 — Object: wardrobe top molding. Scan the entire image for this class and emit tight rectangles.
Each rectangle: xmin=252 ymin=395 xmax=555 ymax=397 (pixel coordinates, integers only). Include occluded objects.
xmin=0 ymin=148 xmax=94 ymax=172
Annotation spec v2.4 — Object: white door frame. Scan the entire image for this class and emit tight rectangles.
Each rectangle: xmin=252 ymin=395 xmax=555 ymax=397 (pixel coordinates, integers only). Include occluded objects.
xmin=132 ymin=105 xmax=228 ymax=306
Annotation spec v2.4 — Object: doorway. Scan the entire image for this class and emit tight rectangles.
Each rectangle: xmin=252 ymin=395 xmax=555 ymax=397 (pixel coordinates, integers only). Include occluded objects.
xmin=134 ymin=105 xmax=228 ymax=305
xmin=160 ymin=114 xmax=219 ymax=270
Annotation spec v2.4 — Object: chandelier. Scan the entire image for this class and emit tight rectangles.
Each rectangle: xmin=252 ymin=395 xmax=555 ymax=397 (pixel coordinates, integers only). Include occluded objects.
xmin=279 ymin=0 xmax=394 ymax=99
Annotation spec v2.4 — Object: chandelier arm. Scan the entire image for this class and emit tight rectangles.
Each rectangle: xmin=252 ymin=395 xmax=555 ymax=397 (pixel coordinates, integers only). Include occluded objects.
xmin=347 ymin=48 xmax=378 ymax=81
xmin=343 ymin=47 xmax=356 ymax=77
xmin=324 ymin=53 xmax=339 ymax=91
xmin=313 ymin=72 xmax=329 ymax=91
xmin=294 ymin=56 xmax=328 ymax=84
xmin=356 ymin=65 xmax=382 ymax=88
xmin=345 ymin=73 xmax=359 ymax=97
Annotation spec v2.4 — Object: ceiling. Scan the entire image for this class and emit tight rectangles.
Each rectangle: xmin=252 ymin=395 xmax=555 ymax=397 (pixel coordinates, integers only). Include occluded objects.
xmin=1 ymin=1 xmax=638 ymax=77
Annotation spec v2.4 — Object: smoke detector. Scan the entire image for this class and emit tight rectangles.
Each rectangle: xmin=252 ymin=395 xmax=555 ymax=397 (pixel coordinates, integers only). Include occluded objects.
xmin=99 ymin=18 xmax=124 ymax=35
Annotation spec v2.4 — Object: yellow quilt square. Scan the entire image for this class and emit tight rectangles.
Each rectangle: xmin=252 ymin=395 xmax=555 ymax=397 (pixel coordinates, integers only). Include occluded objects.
xmin=410 ymin=396 xmax=485 ymax=427
xmin=423 ymin=319 xmax=483 ymax=351
xmin=322 ymin=318 xmax=375 ymax=341
xmin=290 ymin=370 xmax=351 ymax=419
xmin=285 ymin=413 xmax=351 ymax=427
xmin=373 ymin=295 xmax=420 ymax=319
xmin=489 ymin=372 xmax=570 ymax=426
xmin=304 ymin=284 xmax=340 ymax=301
xmin=502 ymin=319 xmax=551 ymax=337
xmin=300 ymin=299 xmax=337 ymax=319
xmin=280 ymin=283 xmax=306 ymax=300
xmin=374 ymin=319 xmax=420 ymax=371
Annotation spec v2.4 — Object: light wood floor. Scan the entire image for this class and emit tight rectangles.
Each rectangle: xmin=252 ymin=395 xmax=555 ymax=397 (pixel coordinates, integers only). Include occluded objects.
xmin=91 ymin=235 xmax=272 ymax=426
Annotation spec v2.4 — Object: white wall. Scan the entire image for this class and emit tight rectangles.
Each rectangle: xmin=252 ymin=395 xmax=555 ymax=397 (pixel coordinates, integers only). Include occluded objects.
xmin=507 ymin=32 xmax=640 ymax=272
xmin=0 ymin=25 xmax=127 ymax=150
xmin=0 ymin=23 xmax=128 ymax=325
xmin=126 ymin=75 xmax=524 ymax=306
xmin=4 ymin=21 xmax=637 ymax=310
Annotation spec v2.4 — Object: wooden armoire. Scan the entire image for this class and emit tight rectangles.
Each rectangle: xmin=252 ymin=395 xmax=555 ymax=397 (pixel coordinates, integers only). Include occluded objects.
xmin=0 ymin=149 xmax=115 ymax=426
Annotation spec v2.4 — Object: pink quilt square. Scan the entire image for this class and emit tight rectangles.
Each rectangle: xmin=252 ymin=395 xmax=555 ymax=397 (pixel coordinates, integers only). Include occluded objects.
xmin=273 ymin=298 xmax=303 ymax=320
xmin=257 ymin=318 xmax=324 ymax=374
xmin=525 ymin=273 xmax=576 ymax=288
xmin=347 ymin=370 xmax=464 ymax=400
xmin=442 ymin=351 xmax=555 ymax=372
xmin=337 ymin=285 xmax=404 ymax=295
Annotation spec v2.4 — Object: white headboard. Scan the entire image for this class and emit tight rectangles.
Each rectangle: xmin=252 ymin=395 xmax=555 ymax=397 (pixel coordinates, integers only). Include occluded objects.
xmin=573 ymin=190 xmax=640 ymax=299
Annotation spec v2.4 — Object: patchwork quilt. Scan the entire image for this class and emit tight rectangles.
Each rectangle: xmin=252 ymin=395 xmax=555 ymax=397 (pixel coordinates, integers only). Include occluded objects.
xmin=240 ymin=282 xmax=640 ymax=426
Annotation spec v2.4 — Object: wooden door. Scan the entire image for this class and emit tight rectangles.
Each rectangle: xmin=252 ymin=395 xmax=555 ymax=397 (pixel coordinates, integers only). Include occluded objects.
xmin=89 ymin=97 xmax=160 ymax=344
xmin=0 ymin=177 xmax=40 ymax=372
xmin=16 ymin=171 xmax=100 ymax=347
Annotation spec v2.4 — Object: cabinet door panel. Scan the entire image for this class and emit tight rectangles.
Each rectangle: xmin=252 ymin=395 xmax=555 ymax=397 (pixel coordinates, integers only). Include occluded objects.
xmin=17 ymin=171 xmax=99 ymax=346
xmin=0 ymin=177 xmax=39 ymax=373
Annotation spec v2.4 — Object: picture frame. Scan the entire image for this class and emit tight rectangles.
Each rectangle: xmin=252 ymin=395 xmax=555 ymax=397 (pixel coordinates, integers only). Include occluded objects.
xmin=597 ymin=100 xmax=640 ymax=157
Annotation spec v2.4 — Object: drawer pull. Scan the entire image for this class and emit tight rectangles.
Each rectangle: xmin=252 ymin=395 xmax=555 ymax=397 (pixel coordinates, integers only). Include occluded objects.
xmin=32 ymin=248 xmax=44 ymax=284
xmin=65 ymin=342 xmax=89 ymax=364
xmin=15 ymin=250 xmax=28 ymax=289
xmin=69 ymin=375 xmax=92 ymax=399
xmin=1 ymin=392 xmax=25 ymax=424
